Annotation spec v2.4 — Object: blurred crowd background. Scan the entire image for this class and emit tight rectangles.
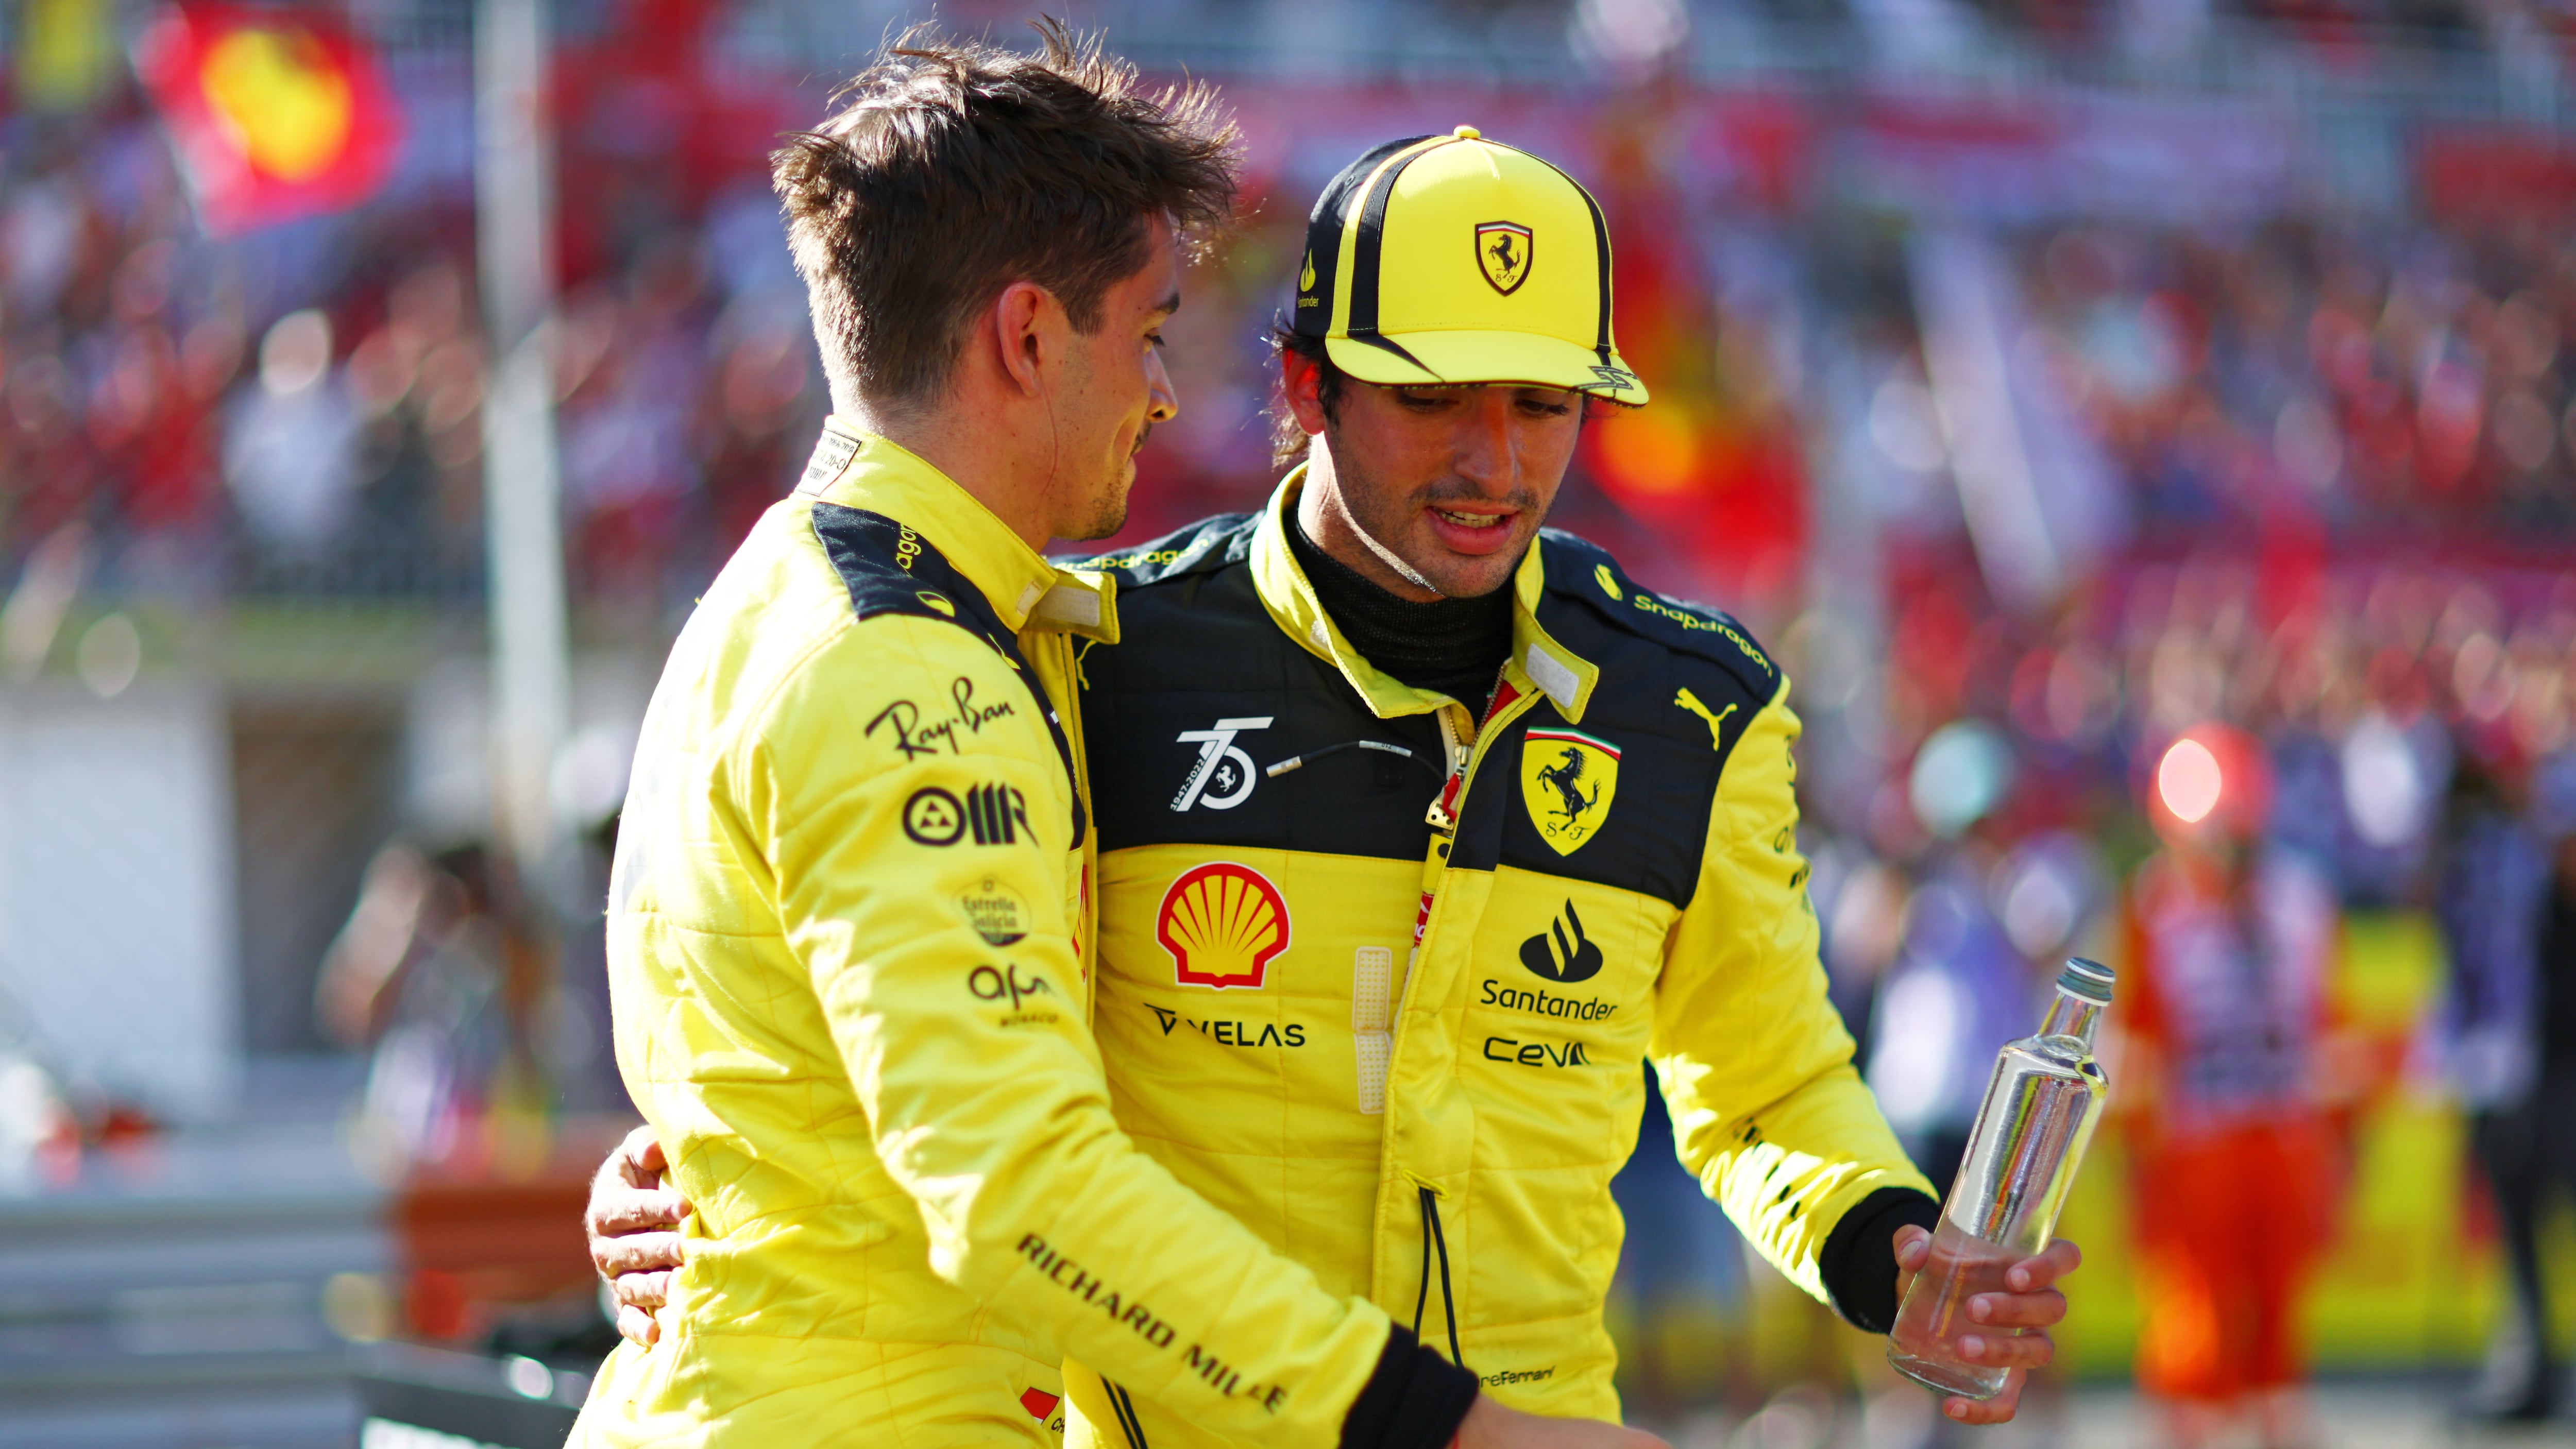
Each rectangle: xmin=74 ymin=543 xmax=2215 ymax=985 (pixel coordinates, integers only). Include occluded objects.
xmin=7 ymin=0 xmax=2576 ymax=1444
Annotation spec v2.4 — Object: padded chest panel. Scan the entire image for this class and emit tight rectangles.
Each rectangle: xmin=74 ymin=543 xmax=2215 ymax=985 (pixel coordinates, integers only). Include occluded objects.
xmin=1083 ymin=564 xmax=1444 ymax=863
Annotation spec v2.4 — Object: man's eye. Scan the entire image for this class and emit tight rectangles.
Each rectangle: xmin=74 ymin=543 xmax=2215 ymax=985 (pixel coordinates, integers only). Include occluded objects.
xmin=1521 ymin=399 xmax=1574 ymax=418
xmin=1146 ymin=332 xmax=1168 ymax=350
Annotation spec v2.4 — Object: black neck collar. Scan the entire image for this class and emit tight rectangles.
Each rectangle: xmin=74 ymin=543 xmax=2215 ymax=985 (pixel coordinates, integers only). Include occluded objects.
xmin=1283 ymin=504 xmax=1515 ymax=707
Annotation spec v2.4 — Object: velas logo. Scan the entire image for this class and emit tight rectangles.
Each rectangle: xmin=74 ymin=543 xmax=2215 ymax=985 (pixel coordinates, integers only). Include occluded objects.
xmin=1157 ymin=862 xmax=1290 ymax=990
xmin=1147 ymin=1004 xmax=1308 ymax=1049
xmin=1520 ymin=728 xmax=1618 ymax=855
xmin=1519 ymin=899 xmax=1603 ymax=985
xmin=1476 ymin=220 xmax=1533 ymax=296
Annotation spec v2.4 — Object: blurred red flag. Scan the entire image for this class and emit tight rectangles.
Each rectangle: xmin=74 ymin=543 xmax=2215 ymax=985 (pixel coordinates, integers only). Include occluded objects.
xmin=133 ymin=4 xmax=403 ymax=236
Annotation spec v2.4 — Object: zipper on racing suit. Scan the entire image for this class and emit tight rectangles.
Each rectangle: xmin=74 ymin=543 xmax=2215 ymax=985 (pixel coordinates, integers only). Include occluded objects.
xmin=1398 ymin=670 xmax=1523 ymax=1370
xmin=1410 ymin=1178 xmax=1465 ymax=1371
xmin=1412 ymin=675 xmax=1521 ymax=966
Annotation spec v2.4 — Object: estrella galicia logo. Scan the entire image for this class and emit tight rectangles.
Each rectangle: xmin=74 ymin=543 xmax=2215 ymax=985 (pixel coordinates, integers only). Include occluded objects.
xmin=905 ymin=783 xmax=1028 ymax=846
xmin=1518 ymin=900 xmax=1604 ymax=984
xmin=959 ymin=876 xmax=1031 ymax=946
xmin=1171 ymin=717 xmax=1270 ymax=812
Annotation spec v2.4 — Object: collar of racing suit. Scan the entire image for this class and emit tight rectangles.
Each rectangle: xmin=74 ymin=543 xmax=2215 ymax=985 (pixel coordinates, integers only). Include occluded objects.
xmin=801 ymin=416 xmax=1118 ymax=644
xmin=1282 ymin=505 xmax=1512 ymax=707
xmin=1249 ymin=468 xmax=1601 ymax=725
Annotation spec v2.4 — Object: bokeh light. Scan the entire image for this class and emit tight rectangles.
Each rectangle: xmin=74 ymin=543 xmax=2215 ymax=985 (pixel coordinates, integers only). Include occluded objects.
xmin=2341 ymin=713 xmax=2431 ymax=849
xmin=2158 ymin=736 xmax=2224 ymax=825
xmin=1908 ymin=720 xmax=2014 ymax=839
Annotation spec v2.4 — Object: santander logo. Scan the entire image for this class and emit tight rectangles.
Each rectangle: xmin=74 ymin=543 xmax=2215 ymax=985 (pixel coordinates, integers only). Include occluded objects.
xmin=1156 ymin=862 xmax=1291 ymax=991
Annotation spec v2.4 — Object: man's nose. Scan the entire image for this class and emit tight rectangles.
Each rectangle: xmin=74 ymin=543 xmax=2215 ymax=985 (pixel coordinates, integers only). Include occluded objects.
xmin=1146 ymin=347 xmax=1180 ymax=424
xmin=1451 ymin=390 xmax=1516 ymax=490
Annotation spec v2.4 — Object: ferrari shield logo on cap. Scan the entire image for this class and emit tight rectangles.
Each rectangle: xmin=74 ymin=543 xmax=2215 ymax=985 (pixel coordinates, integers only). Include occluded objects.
xmin=1475 ymin=220 xmax=1533 ymax=296
xmin=1521 ymin=728 xmax=1618 ymax=855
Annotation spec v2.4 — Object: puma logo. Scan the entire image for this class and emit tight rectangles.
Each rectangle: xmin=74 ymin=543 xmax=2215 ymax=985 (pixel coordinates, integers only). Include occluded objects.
xmin=1673 ymin=687 xmax=1737 ymax=751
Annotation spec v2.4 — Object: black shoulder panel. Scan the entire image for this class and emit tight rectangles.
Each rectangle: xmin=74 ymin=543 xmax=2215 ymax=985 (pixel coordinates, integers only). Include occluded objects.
xmin=810 ymin=501 xmax=989 ymax=627
xmin=809 ymin=502 xmax=1085 ymax=847
xmin=1533 ymin=530 xmax=1783 ymax=704
xmin=1058 ymin=513 xmax=1261 ymax=590
xmin=1437 ymin=532 xmax=1786 ymax=908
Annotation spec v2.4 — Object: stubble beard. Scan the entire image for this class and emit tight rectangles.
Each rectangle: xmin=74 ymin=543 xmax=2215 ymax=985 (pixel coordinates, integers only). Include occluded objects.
xmin=1061 ymin=456 xmax=1134 ymax=543
xmin=1334 ymin=459 xmax=1537 ymax=601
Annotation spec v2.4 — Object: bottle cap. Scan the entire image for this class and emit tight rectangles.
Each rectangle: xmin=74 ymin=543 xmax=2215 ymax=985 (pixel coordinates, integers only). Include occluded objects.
xmin=2057 ymin=957 xmax=2114 ymax=1004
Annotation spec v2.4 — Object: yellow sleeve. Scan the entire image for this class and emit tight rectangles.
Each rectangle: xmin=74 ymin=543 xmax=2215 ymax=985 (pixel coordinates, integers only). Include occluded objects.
xmin=1650 ymin=679 xmax=1935 ymax=1306
xmin=750 ymin=617 xmax=1393 ymax=1443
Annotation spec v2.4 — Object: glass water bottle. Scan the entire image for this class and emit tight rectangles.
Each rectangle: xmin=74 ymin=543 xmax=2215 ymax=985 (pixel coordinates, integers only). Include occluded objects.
xmin=1886 ymin=957 xmax=2114 ymax=1400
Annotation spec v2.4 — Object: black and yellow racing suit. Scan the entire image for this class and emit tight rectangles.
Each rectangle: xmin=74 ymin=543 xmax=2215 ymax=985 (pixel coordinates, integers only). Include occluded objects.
xmin=1054 ymin=472 xmax=1937 ymax=1447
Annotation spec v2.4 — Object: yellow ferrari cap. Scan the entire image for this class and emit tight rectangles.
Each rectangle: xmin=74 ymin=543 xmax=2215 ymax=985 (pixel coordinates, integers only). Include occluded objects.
xmin=1291 ymin=129 xmax=1647 ymax=405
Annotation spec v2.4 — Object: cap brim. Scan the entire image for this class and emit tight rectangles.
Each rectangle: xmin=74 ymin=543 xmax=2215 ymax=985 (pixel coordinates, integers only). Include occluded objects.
xmin=1326 ymin=330 xmax=1649 ymax=406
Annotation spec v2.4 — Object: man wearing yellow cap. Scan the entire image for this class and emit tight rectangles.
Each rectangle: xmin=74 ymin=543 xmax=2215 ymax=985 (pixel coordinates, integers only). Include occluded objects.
xmin=591 ymin=126 xmax=2081 ymax=1446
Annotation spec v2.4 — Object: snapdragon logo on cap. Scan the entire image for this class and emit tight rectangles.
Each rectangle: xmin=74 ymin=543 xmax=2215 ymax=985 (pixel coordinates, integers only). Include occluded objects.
xmin=1292 ymin=126 xmax=1648 ymax=405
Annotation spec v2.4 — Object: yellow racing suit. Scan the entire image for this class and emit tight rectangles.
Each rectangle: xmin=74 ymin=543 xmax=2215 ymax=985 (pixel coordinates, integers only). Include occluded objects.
xmin=1056 ymin=475 xmax=1937 ymax=1447
xmin=573 ymin=427 xmax=1459 ymax=1448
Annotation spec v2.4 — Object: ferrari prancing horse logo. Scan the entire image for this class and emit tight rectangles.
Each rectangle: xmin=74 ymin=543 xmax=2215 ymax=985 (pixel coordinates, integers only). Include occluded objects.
xmin=1476 ymin=220 xmax=1533 ymax=296
xmin=1521 ymin=728 xmax=1619 ymax=855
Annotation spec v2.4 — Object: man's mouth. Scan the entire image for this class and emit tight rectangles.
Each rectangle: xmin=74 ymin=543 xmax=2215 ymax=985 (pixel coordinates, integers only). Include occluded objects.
xmin=1423 ymin=503 xmax=1519 ymax=557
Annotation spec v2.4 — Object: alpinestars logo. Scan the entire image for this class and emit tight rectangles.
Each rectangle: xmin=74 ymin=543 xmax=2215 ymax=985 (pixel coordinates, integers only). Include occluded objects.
xmin=1519 ymin=900 xmax=1604 ymax=984
xmin=1171 ymin=717 xmax=1271 ymax=812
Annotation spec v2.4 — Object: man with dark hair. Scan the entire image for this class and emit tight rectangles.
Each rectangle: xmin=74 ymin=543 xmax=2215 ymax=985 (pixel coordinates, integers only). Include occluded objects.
xmin=570 ymin=31 xmax=1645 ymax=1449
xmin=590 ymin=120 xmax=2081 ymax=1447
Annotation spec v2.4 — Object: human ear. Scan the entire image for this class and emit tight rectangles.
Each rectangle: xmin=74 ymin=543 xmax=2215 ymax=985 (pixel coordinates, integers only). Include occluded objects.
xmin=991 ymin=281 xmax=1058 ymax=400
xmin=1281 ymin=351 xmax=1330 ymax=436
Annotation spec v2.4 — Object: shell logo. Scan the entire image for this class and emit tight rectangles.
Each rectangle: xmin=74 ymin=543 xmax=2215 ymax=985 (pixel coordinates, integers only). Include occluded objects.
xmin=1156 ymin=862 xmax=1290 ymax=991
